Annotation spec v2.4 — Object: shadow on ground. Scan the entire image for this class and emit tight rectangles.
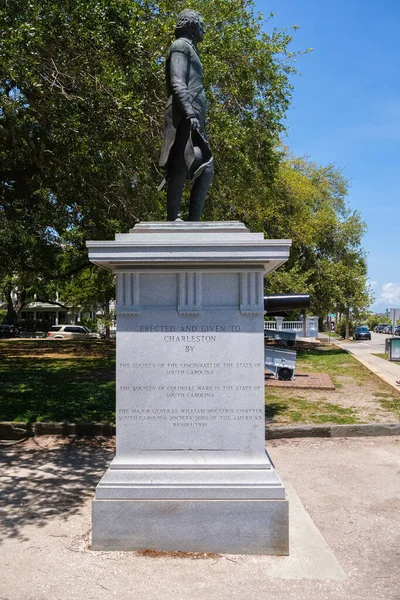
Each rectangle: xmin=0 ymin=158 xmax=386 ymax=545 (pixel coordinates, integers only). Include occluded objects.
xmin=296 ymin=348 xmax=345 ymax=358
xmin=0 ymin=340 xmax=115 ymax=359
xmin=264 ymin=402 xmax=287 ymax=421
xmin=0 ymin=440 xmax=114 ymax=543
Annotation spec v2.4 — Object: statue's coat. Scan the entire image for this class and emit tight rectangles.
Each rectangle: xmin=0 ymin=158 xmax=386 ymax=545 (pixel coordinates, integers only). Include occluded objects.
xmin=159 ymin=38 xmax=207 ymax=172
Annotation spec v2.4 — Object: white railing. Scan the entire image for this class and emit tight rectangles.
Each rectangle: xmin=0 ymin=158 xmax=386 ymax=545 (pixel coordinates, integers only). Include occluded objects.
xmin=281 ymin=321 xmax=303 ymax=331
xmin=264 ymin=316 xmax=319 ymax=338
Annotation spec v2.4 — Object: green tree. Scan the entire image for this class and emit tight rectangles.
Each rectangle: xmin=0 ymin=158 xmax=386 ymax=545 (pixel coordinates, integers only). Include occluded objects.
xmin=1 ymin=0 xmax=305 ymax=317
xmin=1 ymin=1 xmax=371 ymax=326
xmin=335 ymin=255 xmax=373 ymax=339
xmin=264 ymin=156 xmax=372 ymax=326
xmin=366 ymin=314 xmax=390 ymax=331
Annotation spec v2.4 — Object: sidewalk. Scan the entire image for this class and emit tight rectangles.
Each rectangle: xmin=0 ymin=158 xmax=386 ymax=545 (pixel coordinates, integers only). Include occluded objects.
xmin=320 ymin=333 xmax=400 ymax=392
xmin=0 ymin=436 xmax=399 ymax=600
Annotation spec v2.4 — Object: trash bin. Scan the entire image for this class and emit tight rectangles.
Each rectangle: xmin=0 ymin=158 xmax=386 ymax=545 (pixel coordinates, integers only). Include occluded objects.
xmin=387 ymin=337 xmax=400 ymax=361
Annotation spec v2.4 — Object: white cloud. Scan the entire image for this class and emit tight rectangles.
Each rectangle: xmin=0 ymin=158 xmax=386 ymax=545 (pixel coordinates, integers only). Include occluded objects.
xmin=381 ymin=283 xmax=400 ymax=305
xmin=372 ymin=282 xmax=400 ymax=310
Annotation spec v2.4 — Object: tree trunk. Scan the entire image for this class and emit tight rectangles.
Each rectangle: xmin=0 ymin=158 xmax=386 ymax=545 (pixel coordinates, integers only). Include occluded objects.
xmin=6 ymin=289 xmax=16 ymax=325
xmin=105 ymin=300 xmax=110 ymax=339
xmin=345 ymin=307 xmax=350 ymax=339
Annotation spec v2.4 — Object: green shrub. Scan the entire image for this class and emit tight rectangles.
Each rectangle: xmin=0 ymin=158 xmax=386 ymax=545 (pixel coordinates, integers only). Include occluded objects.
xmin=81 ymin=317 xmax=99 ymax=332
xmin=336 ymin=319 xmax=356 ymax=339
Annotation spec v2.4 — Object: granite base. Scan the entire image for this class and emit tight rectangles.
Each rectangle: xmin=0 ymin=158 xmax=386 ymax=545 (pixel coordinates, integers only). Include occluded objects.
xmin=92 ymin=496 xmax=289 ymax=554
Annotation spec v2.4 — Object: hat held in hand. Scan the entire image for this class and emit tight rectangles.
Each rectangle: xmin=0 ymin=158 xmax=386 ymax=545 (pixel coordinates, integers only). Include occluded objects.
xmin=184 ymin=128 xmax=213 ymax=182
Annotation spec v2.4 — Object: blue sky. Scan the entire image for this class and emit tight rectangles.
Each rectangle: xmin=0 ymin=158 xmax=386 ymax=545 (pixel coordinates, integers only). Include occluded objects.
xmin=254 ymin=0 xmax=399 ymax=312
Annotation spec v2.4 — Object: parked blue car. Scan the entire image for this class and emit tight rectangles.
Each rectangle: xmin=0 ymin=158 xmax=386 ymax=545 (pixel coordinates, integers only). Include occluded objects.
xmin=354 ymin=326 xmax=371 ymax=340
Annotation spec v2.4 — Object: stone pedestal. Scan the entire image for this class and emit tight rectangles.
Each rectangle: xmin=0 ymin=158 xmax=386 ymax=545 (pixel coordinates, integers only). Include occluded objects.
xmin=87 ymin=222 xmax=291 ymax=554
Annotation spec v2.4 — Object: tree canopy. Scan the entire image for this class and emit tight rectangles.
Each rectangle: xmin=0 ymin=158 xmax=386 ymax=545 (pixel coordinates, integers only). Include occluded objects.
xmin=264 ymin=155 xmax=373 ymax=320
xmin=0 ymin=0 xmax=371 ymax=324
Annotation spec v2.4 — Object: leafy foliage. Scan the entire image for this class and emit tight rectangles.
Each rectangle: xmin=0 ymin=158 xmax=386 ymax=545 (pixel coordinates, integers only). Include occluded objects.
xmin=0 ymin=1 xmax=370 ymax=322
xmin=336 ymin=319 xmax=356 ymax=339
xmin=1 ymin=0 xmax=304 ymax=316
xmin=366 ymin=314 xmax=390 ymax=330
xmin=264 ymin=155 xmax=373 ymax=320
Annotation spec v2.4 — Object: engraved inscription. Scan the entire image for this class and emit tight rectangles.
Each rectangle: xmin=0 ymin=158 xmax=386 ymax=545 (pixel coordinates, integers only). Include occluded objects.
xmin=118 ymin=407 xmax=264 ymax=427
xmin=117 ymin=319 xmax=264 ymax=446
xmin=139 ymin=325 xmax=240 ymax=332
xmin=119 ymin=362 xmax=262 ymax=375
xmin=134 ymin=324 xmax=242 ymax=355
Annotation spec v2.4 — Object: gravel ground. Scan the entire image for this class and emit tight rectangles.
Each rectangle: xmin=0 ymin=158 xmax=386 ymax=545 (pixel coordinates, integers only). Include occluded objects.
xmin=0 ymin=436 xmax=399 ymax=600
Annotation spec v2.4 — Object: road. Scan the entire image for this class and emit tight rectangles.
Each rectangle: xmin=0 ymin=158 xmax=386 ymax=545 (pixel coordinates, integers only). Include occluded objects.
xmin=333 ymin=331 xmax=392 ymax=353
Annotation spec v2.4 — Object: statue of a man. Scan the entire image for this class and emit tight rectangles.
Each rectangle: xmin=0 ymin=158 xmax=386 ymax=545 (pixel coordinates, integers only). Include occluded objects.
xmin=159 ymin=9 xmax=213 ymax=221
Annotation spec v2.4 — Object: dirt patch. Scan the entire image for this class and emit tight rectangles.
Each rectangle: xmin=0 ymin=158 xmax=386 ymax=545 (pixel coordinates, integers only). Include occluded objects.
xmin=136 ymin=549 xmax=221 ymax=560
xmin=266 ymin=379 xmax=399 ymax=425
xmin=334 ymin=376 xmax=400 ymax=421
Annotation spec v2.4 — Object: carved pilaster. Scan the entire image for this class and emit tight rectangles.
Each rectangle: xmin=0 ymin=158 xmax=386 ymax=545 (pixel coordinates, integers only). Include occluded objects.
xmin=240 ymin=272 xmax=264 ymax=314
xmin=116 ymin=273 xmax=140 ymax=315
xmin=178 ymin=272 xmax=202 ymax=315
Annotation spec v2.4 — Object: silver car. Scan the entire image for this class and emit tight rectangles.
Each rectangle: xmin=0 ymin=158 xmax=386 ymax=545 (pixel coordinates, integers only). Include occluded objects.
xmin=46 ymin=325 xmax=100 ymax=340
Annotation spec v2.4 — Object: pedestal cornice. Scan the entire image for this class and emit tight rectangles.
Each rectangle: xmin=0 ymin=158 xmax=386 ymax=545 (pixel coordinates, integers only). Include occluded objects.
xmin=86 ymin=221 xmax=291 ymax=275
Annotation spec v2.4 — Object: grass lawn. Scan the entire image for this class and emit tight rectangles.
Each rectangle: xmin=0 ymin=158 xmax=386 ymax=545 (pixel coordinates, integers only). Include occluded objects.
xmin=265 ymin=343 xmax=400 ymax=426
xmin=0 ymin=340 xmax=115 ymax=422
xmin=322 ymin=332 xmax=354 ymax=342
xmin=1 ymin=339 xmax=399 ymax=426
xmin=373 ymin=353 xmax=400 ymax=365
xmin=265 ymin=394 xmax=359 ymax=424
xmin=295 ymin=346 xmax=364 ymax=380
xmin=322 ymin=332 xmax=342 ymax=340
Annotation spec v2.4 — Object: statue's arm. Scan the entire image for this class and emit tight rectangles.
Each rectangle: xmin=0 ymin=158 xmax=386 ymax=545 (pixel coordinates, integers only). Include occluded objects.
xmin=169 ymin=48 xmax=195 ymax=119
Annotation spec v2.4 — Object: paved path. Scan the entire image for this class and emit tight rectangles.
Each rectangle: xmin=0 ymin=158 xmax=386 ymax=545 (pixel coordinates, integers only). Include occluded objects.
xmin=320 ymin=332 xmax=400 ymax=392
xmin=0 ymin=437 xmax=399 ymax=600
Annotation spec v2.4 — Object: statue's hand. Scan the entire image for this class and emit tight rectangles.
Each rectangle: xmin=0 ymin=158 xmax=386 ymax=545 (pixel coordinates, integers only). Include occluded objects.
xmin=188 ymin=116 xmax=200 ymax=131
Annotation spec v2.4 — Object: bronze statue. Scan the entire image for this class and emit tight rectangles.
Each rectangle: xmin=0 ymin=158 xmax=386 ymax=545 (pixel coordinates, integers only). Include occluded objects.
xmin=159 ymin=9 xmax=213 ymax=221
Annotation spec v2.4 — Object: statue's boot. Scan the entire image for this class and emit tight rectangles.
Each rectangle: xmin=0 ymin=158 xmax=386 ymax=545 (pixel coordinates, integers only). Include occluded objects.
xmin=188 ymin=162 xmax=214 ymax=221
xmin=166 ymin=162 xmax=186 ymax=221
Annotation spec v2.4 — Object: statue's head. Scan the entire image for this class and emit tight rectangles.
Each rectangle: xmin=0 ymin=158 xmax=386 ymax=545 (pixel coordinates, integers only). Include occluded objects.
xmin=175 ymin=9 xmax=204 ymax=42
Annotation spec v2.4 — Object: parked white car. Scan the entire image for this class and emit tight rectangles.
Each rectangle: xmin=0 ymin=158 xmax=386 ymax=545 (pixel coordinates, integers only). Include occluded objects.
xmin=46 ymin=325 xmax=100 ymax=340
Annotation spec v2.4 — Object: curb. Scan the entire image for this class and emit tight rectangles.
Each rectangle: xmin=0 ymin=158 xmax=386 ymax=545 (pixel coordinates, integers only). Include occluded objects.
xmin=0 ymin=422 xmax=115 ymax=441
xmin=1 ymin=421 xmax=400 ymax=442
xmin=35 ymin=422 xmax=115 ymax=436
xmin=0 ymin=422 xmax=35 ymax=440
xmin=265 ymin=423 xmax=400 ymax=439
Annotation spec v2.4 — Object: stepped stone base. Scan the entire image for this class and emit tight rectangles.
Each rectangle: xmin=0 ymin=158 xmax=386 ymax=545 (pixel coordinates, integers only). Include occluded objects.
xmin=92 ymin=497 xmax=289 ymax=554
